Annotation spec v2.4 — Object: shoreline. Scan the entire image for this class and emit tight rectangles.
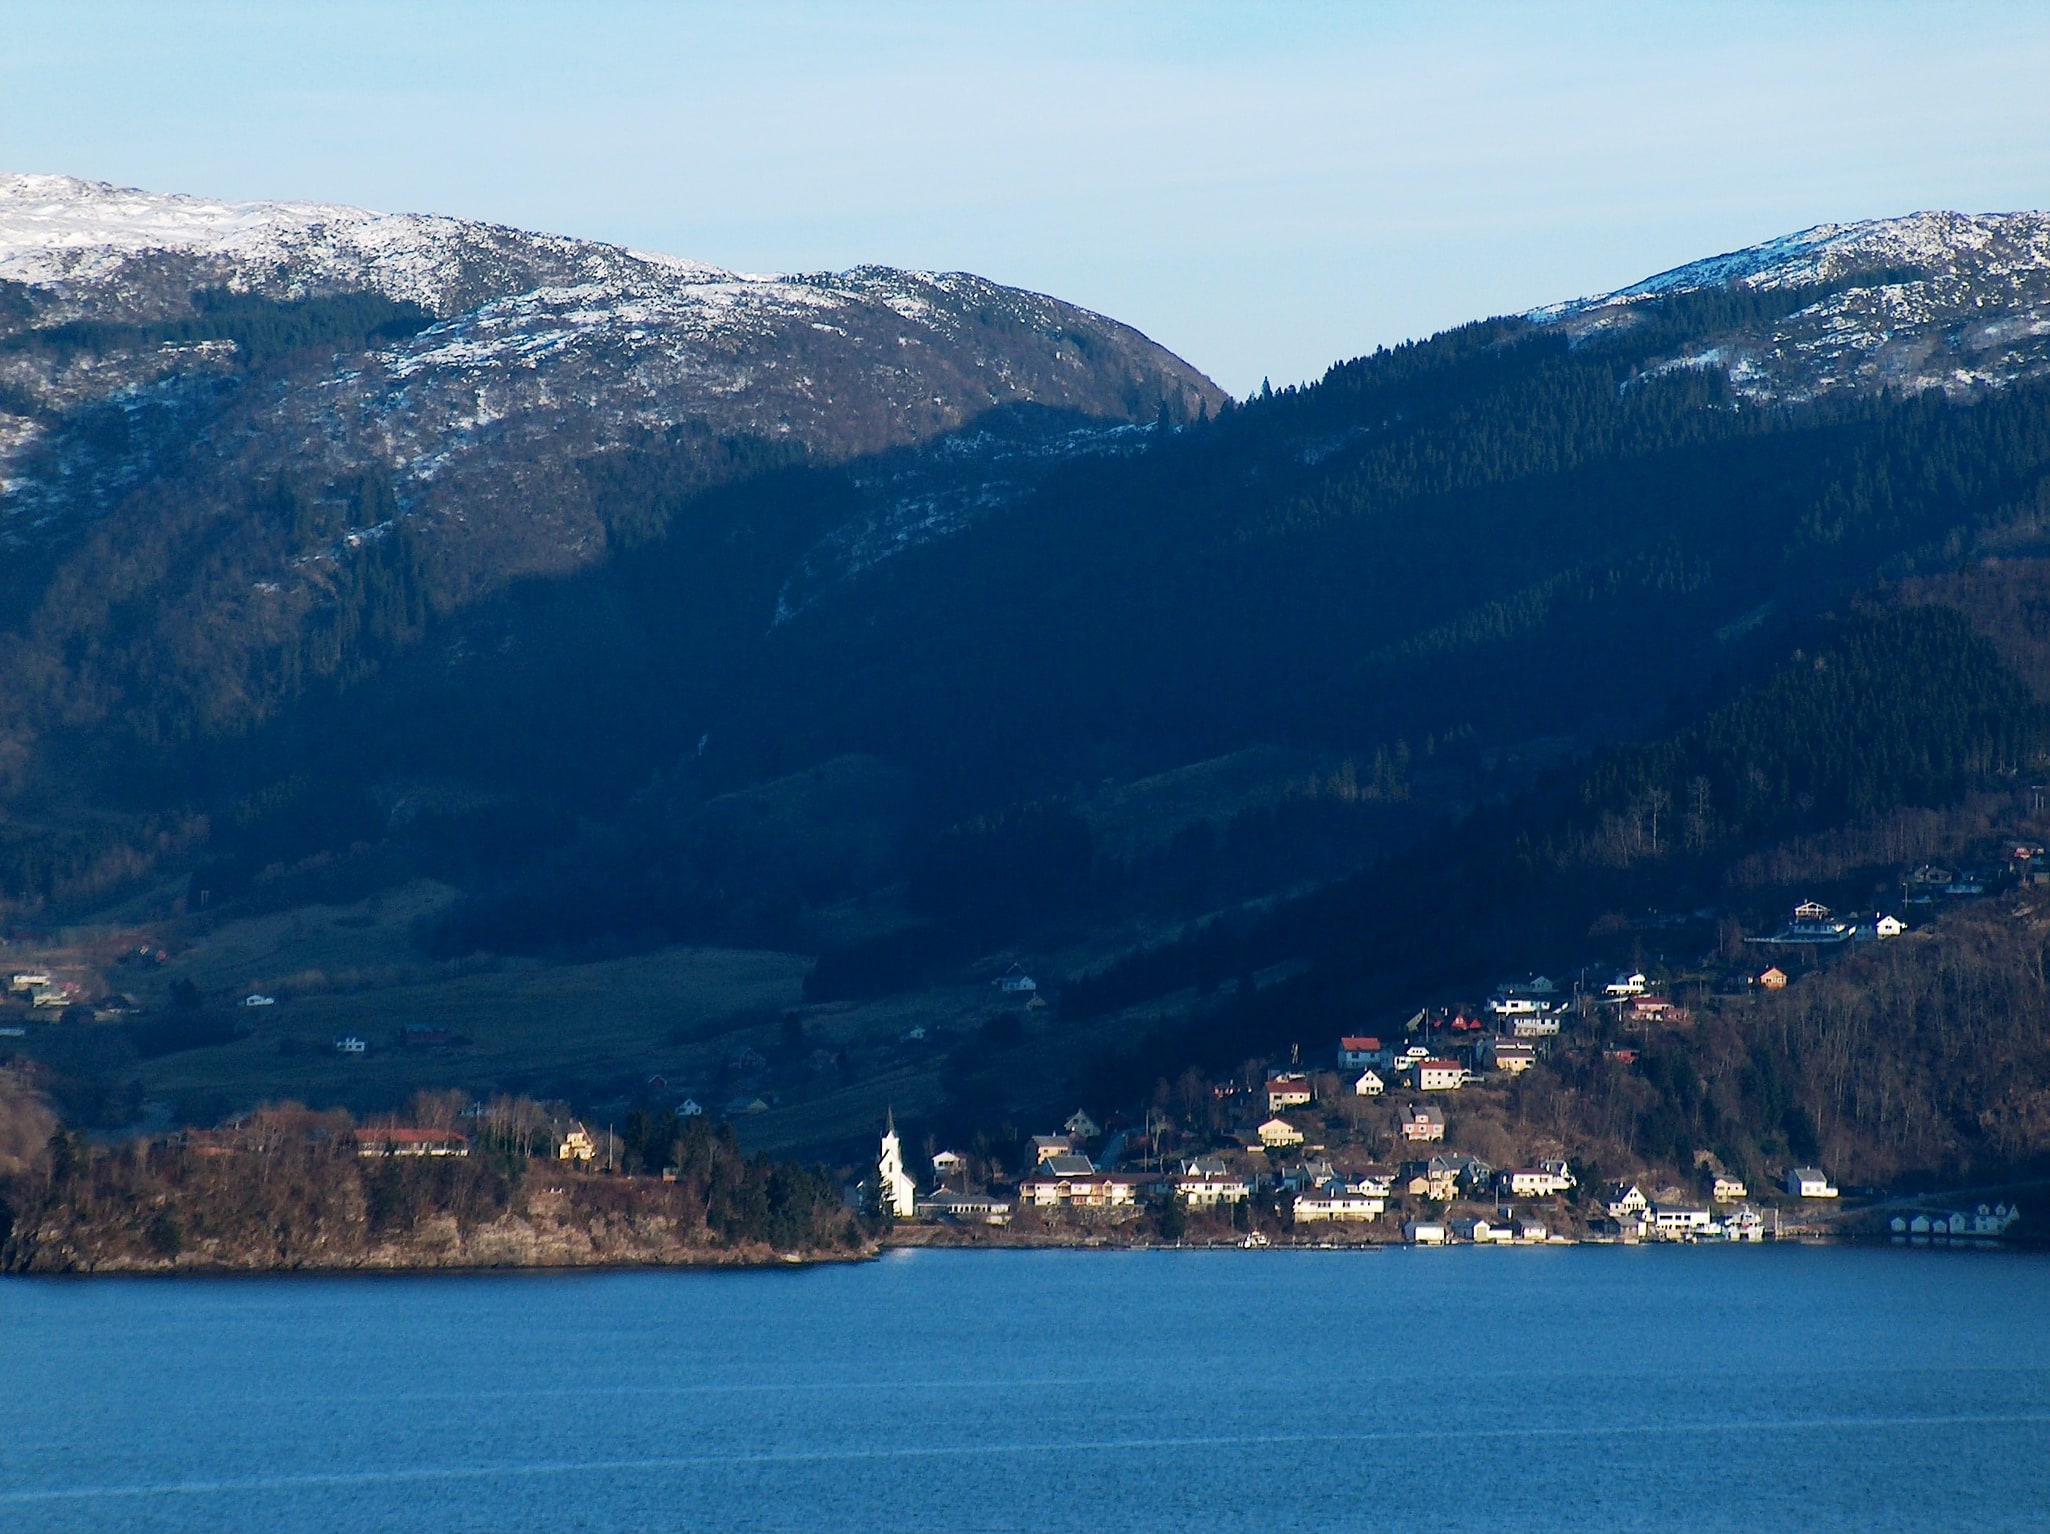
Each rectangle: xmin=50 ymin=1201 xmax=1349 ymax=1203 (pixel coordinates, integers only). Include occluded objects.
xmin=19 ymin=1227 xmax=2041 ymax=1278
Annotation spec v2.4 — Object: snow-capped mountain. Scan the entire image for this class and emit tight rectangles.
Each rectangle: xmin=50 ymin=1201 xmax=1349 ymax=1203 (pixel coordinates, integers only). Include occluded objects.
xmin=1534 ymin=210 xmax=2050 ymax=403
xmin=0 ymin=174 xmax=1222 ymax=570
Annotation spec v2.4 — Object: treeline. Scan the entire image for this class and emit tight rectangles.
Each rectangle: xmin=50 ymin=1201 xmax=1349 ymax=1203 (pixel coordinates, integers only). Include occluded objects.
xmin=0 ymin=1107 xmax=860 ymax=1272
xmin=1060 ymin=601 xmax=2050 ymax=1102
xmin=3 ymin=287 xmax=433 ymax=367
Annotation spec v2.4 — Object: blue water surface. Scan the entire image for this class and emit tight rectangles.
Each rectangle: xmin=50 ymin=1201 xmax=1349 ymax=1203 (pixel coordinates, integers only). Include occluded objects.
xmin=4 ymin=1244 xmax=2048 ymax=1532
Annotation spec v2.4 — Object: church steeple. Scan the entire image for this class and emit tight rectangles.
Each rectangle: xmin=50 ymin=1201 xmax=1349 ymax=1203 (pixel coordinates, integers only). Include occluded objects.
xmin=876 ymin=1110 xmax=915 ymax=1219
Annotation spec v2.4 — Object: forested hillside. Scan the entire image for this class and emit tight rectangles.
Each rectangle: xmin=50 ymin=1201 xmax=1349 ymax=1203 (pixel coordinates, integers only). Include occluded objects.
xmin=7 ymin=202 xmax=2050 ymax=1201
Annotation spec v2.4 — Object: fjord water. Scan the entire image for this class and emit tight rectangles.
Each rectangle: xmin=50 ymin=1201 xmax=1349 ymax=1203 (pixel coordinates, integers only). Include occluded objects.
xmin=5 ymin=1247 xmax=2048 ymax=1533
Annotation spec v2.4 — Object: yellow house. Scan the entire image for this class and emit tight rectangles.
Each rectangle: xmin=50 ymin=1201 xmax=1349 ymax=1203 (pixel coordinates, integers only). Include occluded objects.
xmin=1257 ymin=1117 xmax=1305 ymax=1149
xmin=557 ymin=1122 xmax=597 ymax=1162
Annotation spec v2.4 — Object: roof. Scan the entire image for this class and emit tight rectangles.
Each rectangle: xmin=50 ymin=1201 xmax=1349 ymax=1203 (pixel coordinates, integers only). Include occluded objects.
xmin=352 ymin=1127 xmax=468 ymax=1145
xmin=1338 ymin=1036 xmax=1381 ymax=1050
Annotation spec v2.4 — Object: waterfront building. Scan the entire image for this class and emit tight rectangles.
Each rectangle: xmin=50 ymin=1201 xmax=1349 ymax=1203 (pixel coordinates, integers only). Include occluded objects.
xmin=1785 ymin=1167 xmax=1838 ymax=1199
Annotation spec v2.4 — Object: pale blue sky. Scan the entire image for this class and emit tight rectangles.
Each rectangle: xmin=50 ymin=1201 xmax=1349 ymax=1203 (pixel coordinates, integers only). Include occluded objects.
xmin=5 ymin=1 xmax=2049 ymax=393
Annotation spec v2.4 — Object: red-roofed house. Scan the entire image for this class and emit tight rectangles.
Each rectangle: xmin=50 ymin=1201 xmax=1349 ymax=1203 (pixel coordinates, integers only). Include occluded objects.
xmin=352 ymin=1127 xmax=471 ymax=1158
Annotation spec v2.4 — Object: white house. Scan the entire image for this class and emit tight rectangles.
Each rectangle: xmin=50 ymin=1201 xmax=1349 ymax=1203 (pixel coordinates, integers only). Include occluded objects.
xmin=1604 ymin=1183 xmax=1650 ymax=1219
xmin=1176 ymin=1171 xmax=1251 ymax=1207
xmin=876 ymin=1113 xmax=917 ymax=1218
xmin=1511 ymin=1014 xmax=1563 ymax=1038
xmin=1418 ymin=1060 xmax=1468 ymax=1092
xmin=1063 ymin=1110 xmax=1101 ymax=1140
xmin=1404 ymin=1220 xmax=1449 ymax=1246
xmin=241 ymin=993 xmax=276 ymax=1008
xmin=1604 ymin=971 xmax=1649 ymax=998
xmin=1258 ymin=1117 xmax=1306 ymax=1149
xmin=1652 ymin=1204 xmax=1715 ymax=1237
xmin=1785 ymin=1167 xmax=1838 ymax=1199
xmin=1502 ymin=1164 xmax=1574 ymax=1198
xmin=1294 ymin=1190 xmax=1384 ymax=1222
xmin=333 ymin=1035 xmax=366 ymax=1055
xmin=678 ymin=1098 xmax=704 ymax=1117
xmin=930 ymin=1149 xmax=968 ymax=1181
xmin=1351 ymin=1069 xmax=1386 ymax=1097
xmin=1348 ymin=1168 xmax=1397 ymax=1198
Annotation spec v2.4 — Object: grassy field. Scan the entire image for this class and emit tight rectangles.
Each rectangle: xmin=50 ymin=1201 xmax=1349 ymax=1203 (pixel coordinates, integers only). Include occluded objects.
xmin=6 ymin=875 xmax=1189 ymax=1164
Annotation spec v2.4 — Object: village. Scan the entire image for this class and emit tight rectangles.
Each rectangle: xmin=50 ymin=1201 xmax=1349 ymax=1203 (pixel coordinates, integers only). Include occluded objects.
xmin=2 ymin=847 xmax=2041 ymax=1254
xmin=864 ymin=862 xmax=2046 ymax=1249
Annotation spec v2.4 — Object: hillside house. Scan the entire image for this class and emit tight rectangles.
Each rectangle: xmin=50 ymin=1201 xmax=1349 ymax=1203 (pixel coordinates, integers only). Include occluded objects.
xmin=333 ymin=1035 xmax=366 ymax=1055
xmin=1029 ymin=1135 xmax=1075 ymax=1166
xmin=354 ymin=1127 xmax=471 ymax=1158
xmin=1502 ymin=1164 xmax=1574 ymax=1198
xmin=931 ymin=1149 xmax=968 ymax=1181
xmin=1406 ymin=1166 xmax=1459 ymax=1201
xmin=1488 ymin=1042 xmax=1536 ymax=1074
xmin=1176 ymin=1169 xmax=1251 ymax=1207
xmin=1338 ymin=1036 xmax=1389 ymax=1069
xmin=556 ymin=1123 xmax=597 ymax=1162
xmin=1351 ymin=1069 xmax=1386 ymax=1097
xmin=1063 ymin=1110 xmax=1101 ymax=1140
xmin=1257 ymin=1117 xmax=1306 ymax=1149
xmin=1624 ymin=996 xmax=1680 ymax=1024
xmin=1403 ymin=1220 xmax=1449 ymax=1246
xmin=1019 ymin=1171 xmax=1142 ymax=1210
xmin=1276 ymin=1158 xmax=1337 ymax=1192
xmin=1511 ymin=1013 xmax=1563 ymax=1038
xmin=1348 ymin=1167 xmax=1398 ymax=1198
xmin=1400 ymin=1104 xmax=1446 ymax=1142
xmin=1785 ymin=1167 xmax=1838 ymax=1198
xmin=1417 ymin=1059 xmax=1468 ymax=1092
xmin=1603 ymin=1183 xmax=1649 ymax=1219
xmin=1757 ymin=966 xmax=1789 ymax=990
xmin=1604 ymin=971 xmax=1648 ymax=998
xmin=1266 ymin=1073 xmax=1313 ymax=1111
xmin=1712 ymin=1175 xmax=1748 ymax=1202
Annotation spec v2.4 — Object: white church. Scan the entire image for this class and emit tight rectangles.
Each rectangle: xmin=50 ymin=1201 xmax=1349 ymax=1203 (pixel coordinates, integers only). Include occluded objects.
xmin=875 ymin=1110 xmax=917 ymax=1219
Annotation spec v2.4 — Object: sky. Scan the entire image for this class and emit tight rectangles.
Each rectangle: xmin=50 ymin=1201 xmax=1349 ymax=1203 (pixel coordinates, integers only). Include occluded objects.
xmin=5 ymin=1 xmax=2050 ymax=394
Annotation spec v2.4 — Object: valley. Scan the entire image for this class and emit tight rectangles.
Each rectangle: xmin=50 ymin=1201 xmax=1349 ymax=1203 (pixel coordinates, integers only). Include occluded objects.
xmin=6 ymin=177 xmax=2050 ymax=1242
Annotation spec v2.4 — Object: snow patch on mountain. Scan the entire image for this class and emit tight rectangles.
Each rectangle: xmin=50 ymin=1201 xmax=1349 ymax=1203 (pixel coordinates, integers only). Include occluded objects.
xmin=1531 ymin=211 xmax=2050 ymax=403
